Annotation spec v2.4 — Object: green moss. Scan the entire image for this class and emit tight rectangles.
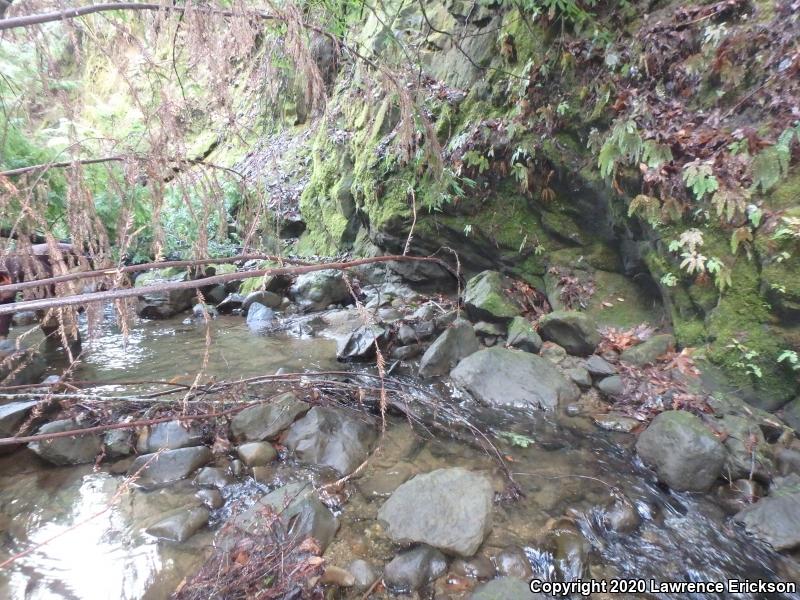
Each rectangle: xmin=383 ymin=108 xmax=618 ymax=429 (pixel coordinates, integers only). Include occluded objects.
xmin=767 ymin=171 xmax=800 ymax=209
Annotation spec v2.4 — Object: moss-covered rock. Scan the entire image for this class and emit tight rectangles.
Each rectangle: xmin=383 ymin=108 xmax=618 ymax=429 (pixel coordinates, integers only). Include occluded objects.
xmin=464 ymin=270 xmax=523 ymax=323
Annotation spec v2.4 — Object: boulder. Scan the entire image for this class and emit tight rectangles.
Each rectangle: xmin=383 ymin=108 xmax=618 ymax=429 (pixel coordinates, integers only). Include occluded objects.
xmin=635 ymin=410 xmax=727 ymax=492
xmin=383 ymin=545 xmax=448 ymax=594
xmin=193 ymin=466 xmax=233 ymax=489
xmin=0 ymin=341 xmax=46 ymax=386
xmin=146 ymin=506 xmax=209 ymax=542
xmin=781 ymin=397 xmax=800 ymax=433
xmin=128 ymin=446 xmax=212 ymax=489
xmin=451 ymin=348 xmax=579 ymax=410
xmin=246 ymin=303 xmax=275 ymax=334
xmin=104 ymin=428 xmax=134 ymax=458
xmin=545 ymin=518 xmax=590 ymax=582
xmin=418 ymin=319 xmax=479 ymax=378
xmin=28 ymin=419 xmax=103 ymax=465
xmin=735 ymin=479 xmax=800 ymax=550
xmin=232 ymin=482 xmax=339 ymax=551
xmin=0 ymin=400 xmax=37 ymax=437
xmin=716 ymin=414 xmax=772 ymax=480
xmin=585 ymin=355 xmax=616 ymax=377
xmin=378 ymin=467 xmax=493 ymax=557
xmin=216 ymin=293 xmax=244 ymax=314
xmin=464 ymin=271 xmax=523 ymax=323
xmin=593 ymin=413 xmax=640 ymax=433
xmin=336 ymin=325 xmax=386 ymax=361
xmin=196 ymin=488 xmax=224 ymax=509
xmin=136 ymin=420 xmax=204 ymax=453
xmin=470 ymin=578 xmax=538 ymax=600
xmin=236 ymin=442 xmax=277 ymax=466
xmin=242 ymin=290 xmax=282 ymax=312
xmin=289 ymin=270 xmax=350 ymax=311
xmin=452 ymin=556 xmax=496 ymax=580
xmin=537 ymin=310 xmax=600 ymax=356
xmin=505 ymin=316 xmax=542 ymax=353
xmin=347 ymin=559 xmax=378 ymax=592
xmin=620 ymin=334 xmax=675 ymax=366
xmin=493 ymin=546 xmax=532 ymax=579
xmin=284 ymin=407 xmax=376 ymax=475
xmin=135 ymin=267 xmax=195 ymax=318
xmin=596 ymin=375 xmax=624 ymax=397
xmin=230 ymin=392 xmax=309 ymax=442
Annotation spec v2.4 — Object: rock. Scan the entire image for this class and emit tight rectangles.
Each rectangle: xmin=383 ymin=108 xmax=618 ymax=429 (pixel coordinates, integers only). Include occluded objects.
xmin=230 ymin=392 xmax=309 ymax=442
xmin=196 ymin=488 xmax=224 ymax=509
xmin=415 ymin=320 xmax=436 ymax=339
xmin=620 ymin=334 xmax=675 ymax=366
xmin=735 ymin=485 xmax=800 ymax=550
xmin=378 ymin=467 xmax=493 ymax=557
xmin=128 ymin=446 xmax=212 ymax=489
xmin=216 ymin=293 xmax=244 ymax=314
xmin=593 ymin=413 xmax=640 ymax=433
xmin=347 ymin=559 xmax=378 ymax=592
xmin=28 ymin=419 xmax=103 ymax=465
xmin=0 ymin=400 xmax=37 ymax=437
xmin=246 ymin=303 xmax=275 ymax=333
xmin=146 ymin=506 xmax=209 ymax=542
xmin=232 ymin=482 xmax=339 ymax=551
xmin=635 ymin=410 xmax=727 ymax=492
xmin=391 ymin=344 xmax=423 ymax=361
xmin=716 ymin=479 xmax=764 ymax=514
xmin=540 ymin=341 xmax=567 ymax=363
xmin=12 ymin=310 xmax=37 ymax=326
xmin=585 ymin=355 xmax=616 ymax=376
xmin=191 ymin=303 xmax=218 ymax=319
xmin=383 ymin=545 xmax=448 ymax=593
xmin=506 ymin=316 xmax=542 ymax=353
xmin=104 ymin=428 xmax=134 ymax=458
xmin=566 ymin=367 xmax=592 ymax=388
xmin=135 ymin=268 xmax=195 ymax=318
xmin=596 ymin=375 xmax=624 ymax=397
xmin=0 ymin=341 xmax=46 ymax=386
xmin=776 ymin=447 xmax=800 ymax=476
xmin=451 ymin=348 xmax=579 ymax=410
xmin=493 ymin=546 xmax=532 ymax=579
xmin=474 ymin=321 xmax=505 ymax=337
xmin=452 ymin=556 xmax=495 ymax=580
xmin=603 ymin=496 xmax=641 ymax=534
xmin=289 ymin=270 xmax=350 ymax=312
xmin=538 ymin=310 xmax=600 ymax=356
xmin=320 ymin=566 xmax=355 ymax=587
xmin=398 ymin=325 xmax=417 ymax=345
xmin=136 ymin=420 xmax=204 ymax=453
xmin=236 ymin=442 xmax=277 ymax=466
xmin=546 ymin=518 xmax=590 ymax=581
xmin=242 ymin=290 xmax=282 ymax=311
xmin=336 ymin=325 xmax=386 ymax=361
xmin=464 ymin=271 xmax=523 ymax=323
xmin=418 ymin=319 xmax=479 ymax=378
xmin=781 ymin=397 xmax=800 ymax=433
xmin=284 ymin=407 xmax=376 ymax=475
xmin=358 ymin=462 xmax=414 ymax=499
xmin=193 ymin=467 xmax=233 ymax=489
xmin=470 ymin=577 xmax=536 ymax=600
xmin=716 ymin=414 xmax=772 ymax=480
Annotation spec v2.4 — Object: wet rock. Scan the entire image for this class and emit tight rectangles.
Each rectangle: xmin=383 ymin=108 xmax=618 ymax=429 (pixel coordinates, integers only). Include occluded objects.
xmin=451 ymin=348 xmax=579 ymax=410
xmin=232 ymin=482 xmax=339 ymax=551
xmin=593 ymin=413 xmax=640 ymax=433
xmin=493 ymin=546 xmax=532 ymax=579
xmin=383 ymin=545 xmax=448 ymax=593
xmin=337 ymin=325 xmax=387 ymax=361
xmin=716 ymin=414 xmax=772 ymax=480
xmin=28 ymin=419 xmax=103 ymax=465
xmin=348 ymin=559 xmax=378 ymax=591
xmin=378 ymin=467 xmax=493 ymax=557
xmin=135 ymin=268 xmax=195 ymax=318
xmin=136 ymin=420 xmax=204 ymax=453
xmin=538 ymin=310 xmax=600 ymax=356
xmin=636 ymin=410 xmax=727 ymax=492
xmin=398 ymin=325 xmax=417 ymax=345
xmin=289 ymin=270 xmax=350 ymax=312
xmin=12 ymin=310 xmax=37 ymax=326
xmin=0 ymin=341 xmax=46 ymax=386
xmin=391 ymin=344 xmax=423 ymax=361
xmin=0 ymin=400 xmax=37 ymax=437
xmin=506 ymin=316 xmax=542 ymax=354
xmin=216 ymin=293 xmax=244 ymax=314
xmin=546 ymin=518 xmax=590 ymax=581
xmin=566 ymin=367 xmax=592 ymax=388
xmin=452 ymin=556 xmax=495 ymax=580
xmin=716 ymin=479 xmax=764 ymax=515
xmin=464 ymin=271 xmax=523 ymax=323
xmin=242 ymin=290 xmax=282 ymax=312
xmin=358 ymin=462 xmax=414 ymax=499
xmin=620 ymin=334 xmax=675 ymax=366
xmin=230 ymin=392 xmax=309 ymax=442
xmin=596 ymin=375 xmax=624 ymax=397
xmin=470 ymin=577 xmax=537 ymax=600
xmin=735 ymin=480 xmax=800 ymax=550
xmin=776 ymin=447 xmax=800 ymax=476
xmin=146 ymin=506 xmax=209 ymax=542
xmin=246 ymin=303 xmax=275 ymax=333
xmin=585 ymin=355 xmax=616 ymax=377
xmin=321 ymin=566 xmax=355 ymax=587
xmin=191 ymin=303 xmax=218 ymax=319
xmin=415 ymin=320 xmax=436 ymax=339
xmin=236 ymin=441 xmax=277 ymax=466
xmin=128 ymin=446 xmax=212 ymax=489
xmin=603 ymin=496 xmax=641 ymax=534
xmin=193 ymin=466 xmax=233 ymax=489
xmin=196 ymin=488 xmax=224 ymax=509
xmin=104 ymin=428 xmax=134 ymax=458
xmin=418 ymin=319 xmax=479 ymax=378
xmin=284 ymin=407 xmax=376 ymax=475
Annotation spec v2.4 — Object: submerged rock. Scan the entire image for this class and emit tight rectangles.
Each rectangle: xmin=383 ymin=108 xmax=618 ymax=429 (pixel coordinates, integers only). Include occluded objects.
xmin=493 ymin=546 xmax=532 ymax=579
xmin=378 ymin=467 xmax=493 ymax=557
xmin=620 ymin=334 xmax=675 ymax=366
xmin=464 ymin=271 xmax=523 ymax=323
xmin=284 ymin=407 xmax=376 ymax=475
xmin=136 ymin=420 xmax=204 ymax=453
xmin=635 ymin=410 xmax=726 ymax=492
xmin=146 ymin=506 xmax=209 ymax=542
xmin=128 ymin=446 xmax=212 ymax=488
xmin=0 ymin=341 xmax=46 ymax=386
xmin=452 ymin=556 xmax=496 ymax=580
xmin=135 ymin=268 xmax=195 ymax=319
xmin=347 ymin=559 xmax=378 ymax=592
xmin=289 ymin=270 xmax=351 ymax=311
xmin=418 ymin=319 xmax=479 ymax=378
xmin=230 ymin=392 xmax=309 ymax=442
xmin=246 ymin=303 xmax=275 ymax=333
xmin=603 ymin=495 xmax=641 ymax=534
xmin=470 ymin=577 xmax=537 ymax=600
xmin=29 ymin=419 xmax=103 ymax=465
xmin=383 ymin=545 xmax=448 ymax=593
xmin=537 ymin=310 xmax=600 ymax=356
xmin=451 ymin=347 xmax=579 ymax=410
xmin=505 ymin=316 xmax=542 ymax=354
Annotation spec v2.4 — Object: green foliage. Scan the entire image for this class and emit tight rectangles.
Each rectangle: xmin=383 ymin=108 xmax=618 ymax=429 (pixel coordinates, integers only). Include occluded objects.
xmin=497 ymin=431 xmax=536 ymax=448
xmin=728 ymin=339 xmax=763 ymax=379
xmin=462 ymin=149 xmax=490 ymax=174
xmin=751 ymin=123 xmax=800 ymax=193
xmin=597 ymin=120 xmax=642 ymax=179
xmin=778 ymin=350 xmax=800 ymax=372
xmin=682 ymin=161 xmax=719 ymax=201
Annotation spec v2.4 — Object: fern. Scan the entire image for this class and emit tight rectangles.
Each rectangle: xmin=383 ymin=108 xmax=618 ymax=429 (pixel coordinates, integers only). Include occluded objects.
xmin=641 ymin=140 xmax=673 ymax=169
xmin=682 ymin=161 xmax=719 ymax=200
xmin=597 ymin=119 xmax=642 ymax=179
xmin=730 ymin=226 xmax=753 ymax=255
xmin=751 ymin=122 xmax=800 ymax=193
xmin=711 ymin=186 xmax=748 ymax=222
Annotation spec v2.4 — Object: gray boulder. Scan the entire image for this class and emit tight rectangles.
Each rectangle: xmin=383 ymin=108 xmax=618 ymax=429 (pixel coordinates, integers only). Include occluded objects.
xmin=128 ymin=446 xmax=212 ymax=489
xmin=230 ymin=392 xmax=309 ymax=442
xmin=284 ymin=407 xmax=376 ymax=475
xmin=378 ymin=467 xmax=493 ymax=557
xmin=596 ymin=375 xmax=624 ymax=397
xmin=135 ymin=267 xmax=195 ymax=318
xmin=464 ymin=271 xmax=523 ymax=323
xmin=136 ymin=420 xmax=204 ymax=453
xmin=236 ymin=442 xmax=277 ymax=466
xmin=336 ymin=325 xmax=386 ymax=361
xmin=635 ymin=410 xmax=727 ymax=492
xmin=781 ymin=397 xmax=800 ymax=433
xmin=146 ymin=506 xmax=209 ymax=542
xmin=451 ymin=348 xmax=579 ymax=410
xmin=506 ymin=316 xmax=542 ymax=353
xmin=716 ymin=414 xmax=772 ymax=480
xmin=538 ymin=310 xmax=600 ymax=356
xmin=0 ymin=400 xmax=37 ymax=437
xmin=383 ymin=545 xmax=448 ymax=593
xmin=418 ymin=319 xmax=479 ymax=378
xmin=232 ymin=482 xmax=339 ymax=551
xmin=242 ymin=290 xmax=282 ymax=312
xmin=735 ymin=478 xmax=800 ymax=550
xmin=28 ymin=419 xmax=103 ymax=465
xmin=585 ymin=355 xmax=616 ymax=376
xmin=246 ymin=303 xmax=275 ymax=333
xmin=193 ymin=466 xmax=233 ymax=489
xmin=104 ymin=428 xmax=134 ymax=458
xmin=470 ymin=578 xmax=538 ymax=600
xmin=289 ymin=270 xmax=350 ymax=311
xmin=620 ymin=334 xmax=675 ymax=366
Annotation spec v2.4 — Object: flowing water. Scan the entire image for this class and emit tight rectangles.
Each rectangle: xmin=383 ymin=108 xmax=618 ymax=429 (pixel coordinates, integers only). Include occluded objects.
xmin=0 ymin=311 xmax=798 ymax=599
